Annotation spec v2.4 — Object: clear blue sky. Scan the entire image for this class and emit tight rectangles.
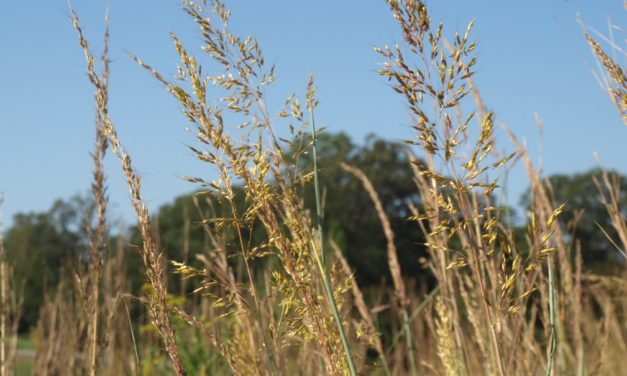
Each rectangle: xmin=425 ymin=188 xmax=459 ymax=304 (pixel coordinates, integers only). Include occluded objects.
xmin=1 ymin=1 xmax=625 ymax=228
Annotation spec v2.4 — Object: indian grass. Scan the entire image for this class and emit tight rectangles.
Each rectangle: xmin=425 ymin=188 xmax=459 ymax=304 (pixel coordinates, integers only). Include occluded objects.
xmin=130 ymin=1 xmax=362 ymax=373
xmin=19 ymin=0 xmax=627 ymax=374
xmin=83 ymin=7 xmax=110 ymax=375
xmin=69 ymin=6 xmax=185 ymax=374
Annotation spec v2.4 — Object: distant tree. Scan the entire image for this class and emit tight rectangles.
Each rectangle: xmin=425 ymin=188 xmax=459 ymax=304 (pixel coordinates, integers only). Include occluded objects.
xmin=520 ymin=168 xmax=627 ymax=270
xmin=5 ymin=197 xmax=88 ymax=330
xmin=7 ymin=133 xmax=430 ymax=330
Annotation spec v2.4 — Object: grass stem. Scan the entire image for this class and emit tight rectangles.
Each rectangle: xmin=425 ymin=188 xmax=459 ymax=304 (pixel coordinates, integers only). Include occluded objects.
xmin=310 ymin=108 xmax=357 ymax=376
xmin=546 ymin=255 xmax=557 ymax=376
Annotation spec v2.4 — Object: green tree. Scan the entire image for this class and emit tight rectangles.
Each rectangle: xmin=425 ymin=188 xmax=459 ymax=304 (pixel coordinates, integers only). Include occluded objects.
xmin=5 ymin=197 xmax=87 ymax=329
xmin=6 ymin=133 xmax=431 ymax=330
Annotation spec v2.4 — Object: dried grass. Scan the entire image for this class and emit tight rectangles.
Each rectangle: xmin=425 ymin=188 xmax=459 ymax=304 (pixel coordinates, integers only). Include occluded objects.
xmin=20 ymin=1 xmax=627 ymax=375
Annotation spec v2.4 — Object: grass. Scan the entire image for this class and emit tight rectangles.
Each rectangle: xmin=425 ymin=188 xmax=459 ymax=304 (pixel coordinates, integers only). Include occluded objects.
xmin=8 ymin=337 xmax=34 ymax=376
xmin=13 ymin=358 xmax=32 ymax=376
xmin=16 ymin=337 xmax=33 ymax=351
xmin=2 ymin=0 xmax=625 ymax=375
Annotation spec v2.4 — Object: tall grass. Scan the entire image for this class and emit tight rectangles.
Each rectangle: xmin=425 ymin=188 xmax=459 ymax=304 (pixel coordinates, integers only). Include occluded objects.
xmin=0 ymin=196 xmax=23 ymax=376
xmin=70 ymin=5 xmax=185 ymax=374
xmin=18 ymin=0 xmax=627 ymax=375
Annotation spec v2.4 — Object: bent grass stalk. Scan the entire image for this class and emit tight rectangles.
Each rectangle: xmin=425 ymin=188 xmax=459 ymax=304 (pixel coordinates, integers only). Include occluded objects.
xmin=50 ymin=1 xmax=627 ymax=374
xmin=340 ymin=162 xmax=416 ymax=376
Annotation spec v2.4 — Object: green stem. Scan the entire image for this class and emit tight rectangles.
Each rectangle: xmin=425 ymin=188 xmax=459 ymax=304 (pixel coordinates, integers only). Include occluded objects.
xmin=124 ymin=299 xmax=141 ymax=375
xmin=373 ymin=316 xmax=392 ymax=376
xmin=403 ymin=310 xmax=417 ymax=376
xmin=311 ymin=109 xmax=325 ymax=266
xmin=387 ymin=285 xmax=439 ymax=355
xmin=310 ymin=108 xmax=357 ymax=376
xmin=546 ymin=255 xmax=557 ymax=376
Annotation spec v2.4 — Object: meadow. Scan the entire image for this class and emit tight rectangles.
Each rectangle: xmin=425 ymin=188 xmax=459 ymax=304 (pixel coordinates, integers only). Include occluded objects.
xmin=1 ymin=0 xmax=626 ymax=375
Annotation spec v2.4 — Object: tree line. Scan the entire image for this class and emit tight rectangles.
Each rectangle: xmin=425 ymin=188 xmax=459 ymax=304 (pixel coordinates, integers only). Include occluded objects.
xmin=4 ymin=133 xmax=626 ymax=331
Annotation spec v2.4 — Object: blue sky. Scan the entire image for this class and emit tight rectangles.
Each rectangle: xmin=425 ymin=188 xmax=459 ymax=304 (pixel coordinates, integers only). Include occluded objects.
xmin=0 ymin=0 xmax=625 ymax=228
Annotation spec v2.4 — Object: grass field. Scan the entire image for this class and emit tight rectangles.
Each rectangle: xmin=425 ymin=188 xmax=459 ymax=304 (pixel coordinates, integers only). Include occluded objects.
xmin=1 ymin=0 xmax=625 ymax=375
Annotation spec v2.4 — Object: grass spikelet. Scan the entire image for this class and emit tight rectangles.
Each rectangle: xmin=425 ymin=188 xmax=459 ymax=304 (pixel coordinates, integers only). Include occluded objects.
xmin=435 ymin=298 xmax=460 ymax=376
xmin=27 ymin=1 xmax=626 ymax=374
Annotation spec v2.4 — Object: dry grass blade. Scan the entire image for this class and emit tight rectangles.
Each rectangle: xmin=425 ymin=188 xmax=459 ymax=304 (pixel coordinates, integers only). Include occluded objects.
xmin=22 ymin=0 xmax=625 ymax=374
